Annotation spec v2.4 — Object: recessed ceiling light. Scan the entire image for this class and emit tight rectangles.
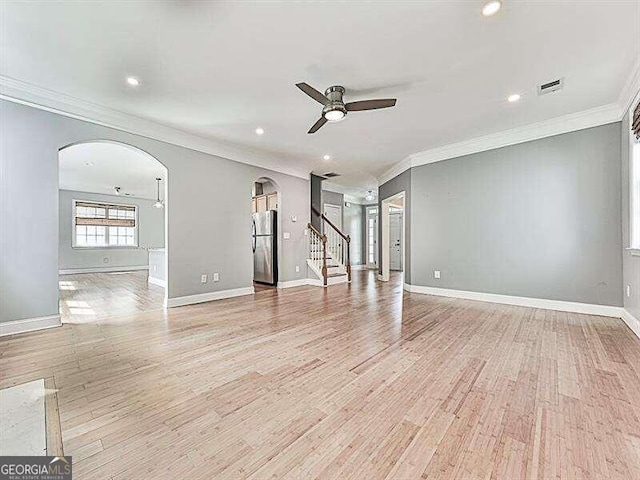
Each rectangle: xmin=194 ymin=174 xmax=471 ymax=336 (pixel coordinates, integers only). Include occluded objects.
xmin=84 ymin=161 xmax=94 ymax=167
xmin=255 ymin=127 xmax=265 ymax=135
xmin=482 ymin=0 xmax=502 ymax=17
xmin=508 ymin=93 xmax=521 ymax=103
xmin=323 ymin=154 xmax=331 ymax=161
xmin=126 ymin=77 xmax=140 ymax=86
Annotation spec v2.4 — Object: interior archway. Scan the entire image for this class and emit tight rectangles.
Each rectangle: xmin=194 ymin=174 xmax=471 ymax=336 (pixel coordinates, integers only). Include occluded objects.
xmin=58 ymin=140 xmax=168 ymax=322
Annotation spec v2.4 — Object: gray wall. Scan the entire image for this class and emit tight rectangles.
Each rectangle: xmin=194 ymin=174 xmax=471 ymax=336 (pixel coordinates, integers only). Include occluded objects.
xmin=343 ymin=202 xmax=365 ymax=265
xmin=0 ymin=100 xmax=309 ymax=323
xmin=59 ymin=190 xmax=165 ymax=271
xmin=409 ymin=123 xmax=622 ymax=306
xmin=379 ymin=168 xmax=412 ymax=283
xmin=621 ymin=110 xmax=640 ymax=318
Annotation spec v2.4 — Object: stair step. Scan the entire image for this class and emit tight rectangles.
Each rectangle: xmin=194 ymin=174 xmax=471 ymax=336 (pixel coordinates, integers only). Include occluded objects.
xmin=327 ymin=272 xmax=347 ymax=278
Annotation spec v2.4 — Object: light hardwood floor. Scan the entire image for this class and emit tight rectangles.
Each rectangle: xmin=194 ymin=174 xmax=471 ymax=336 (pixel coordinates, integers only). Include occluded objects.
xmin=2 ymin=270 xmax=640 ymax=479
xmin=59 ymin=271 xmax=165 ymax=323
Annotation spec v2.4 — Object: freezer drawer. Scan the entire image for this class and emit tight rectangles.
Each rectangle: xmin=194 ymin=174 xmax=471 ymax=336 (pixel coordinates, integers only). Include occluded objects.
xmin=253 ymin=235 xmax=275 ymax=284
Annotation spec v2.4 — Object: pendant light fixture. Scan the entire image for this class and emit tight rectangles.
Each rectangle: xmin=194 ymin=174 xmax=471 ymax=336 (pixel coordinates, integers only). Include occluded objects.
xmin=154 ymin=177 xmax=164 ymax=209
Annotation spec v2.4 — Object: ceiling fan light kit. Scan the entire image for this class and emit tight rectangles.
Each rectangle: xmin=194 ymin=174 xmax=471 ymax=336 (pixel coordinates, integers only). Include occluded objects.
xmin=296 ymin=82 xmax=397 ymax=134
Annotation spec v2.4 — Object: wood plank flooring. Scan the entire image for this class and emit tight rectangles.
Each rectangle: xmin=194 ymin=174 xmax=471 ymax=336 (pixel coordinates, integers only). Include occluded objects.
xmin=2 ymin=270 xmax=640 ymax=479
xmin=59 ymin=271 xmax=164 ymax=323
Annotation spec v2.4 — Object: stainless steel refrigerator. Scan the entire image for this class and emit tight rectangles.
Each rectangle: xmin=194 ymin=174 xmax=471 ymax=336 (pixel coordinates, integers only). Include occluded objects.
xmin=252 ymin=211 xmax=278 ymax=285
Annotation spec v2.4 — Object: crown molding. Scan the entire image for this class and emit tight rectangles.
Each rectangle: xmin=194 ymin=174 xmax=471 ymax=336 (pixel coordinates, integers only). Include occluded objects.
xmin=618 ymin=57 xmax=640 ymax=114
xmin=377 ymin=155 xmax=413 ymax=186
xmin=378 ymin=102 xmax=623 ymax=185
xmin=0 ymin=76 xmax=310 ymax=181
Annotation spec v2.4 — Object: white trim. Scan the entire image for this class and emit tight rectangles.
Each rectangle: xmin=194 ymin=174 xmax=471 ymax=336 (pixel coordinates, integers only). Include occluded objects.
xmin=403 ymin=284 xmax=623 ymax=318
xmin=380 ymin=191 xmax=406 ymax=282
xmin=166 ymin=287 xmax=255 ymax=308
xmin=378 ymin=103 xmax=622 ymax=185
xmin=351 ymin=264 xmax=368 ymax=270
xmin=277 ymin=279 xmax=310 ymax=289
xmin=148 ymin=276 xmax=167 ymax=288
xmin=0 ymin=315 xmax=61 ymax=337
xmin=0 ymin=76 xmax=310 ymax=181
xmin=59 ymin=265 xmax=148 ymax=275
xmin=618 ymin=57 xmax=640 ymax=115
xmin=621 ymin=309 xmax=640 ymax=340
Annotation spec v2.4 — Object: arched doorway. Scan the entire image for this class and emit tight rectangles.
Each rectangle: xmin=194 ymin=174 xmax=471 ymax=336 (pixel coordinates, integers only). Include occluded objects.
xmin=58 ymin=140 xmax=168 ymax=322
xmin=251 ymin=177 xmax=281 ymax=290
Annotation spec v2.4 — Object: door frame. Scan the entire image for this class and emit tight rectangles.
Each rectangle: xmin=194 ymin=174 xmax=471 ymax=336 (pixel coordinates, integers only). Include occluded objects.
xmin=323 ymin=203 xmax=342 ymax=230
xmin=380 ymin=191 xmax=405 ymax=282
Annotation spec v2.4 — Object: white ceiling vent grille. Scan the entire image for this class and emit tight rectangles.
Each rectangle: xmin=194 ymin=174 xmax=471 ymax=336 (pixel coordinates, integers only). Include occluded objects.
xmin=537 ymin=78 xmax=564 ymax=96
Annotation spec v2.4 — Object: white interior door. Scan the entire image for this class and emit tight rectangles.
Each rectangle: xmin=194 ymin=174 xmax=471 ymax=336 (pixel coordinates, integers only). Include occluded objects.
xmin=389 ymin=212 xmax=403 ymax=271
xmin=323 ymin=204 xmax=342 ymax=231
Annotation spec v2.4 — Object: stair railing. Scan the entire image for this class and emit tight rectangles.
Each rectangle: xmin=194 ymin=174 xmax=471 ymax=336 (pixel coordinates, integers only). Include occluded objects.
xmin=307 ymin=222 xmax=328 ymax=286
xmin=311 ymin=206 xmax=351 ymax=283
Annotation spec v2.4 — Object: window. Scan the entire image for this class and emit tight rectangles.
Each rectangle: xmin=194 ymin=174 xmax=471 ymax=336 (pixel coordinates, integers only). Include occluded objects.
xmin=73 ymin=200 xmax=137 ymax=248
xmin=367 ymin=207 xmax=378 ymax=265
xmin=630 ymin=99 xmax=640 ymax=249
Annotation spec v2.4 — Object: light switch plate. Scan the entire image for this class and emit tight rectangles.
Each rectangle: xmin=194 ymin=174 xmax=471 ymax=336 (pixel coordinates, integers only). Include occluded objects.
xmin=201 ymin=274 xmax=207 ymax=283
xmin=434 ymin=270 xmax=441 ymax=279
xmin=213 ymin=273 xmax=219 ymax=282
xmin=283 ymin=232 xmax=291 ymax=239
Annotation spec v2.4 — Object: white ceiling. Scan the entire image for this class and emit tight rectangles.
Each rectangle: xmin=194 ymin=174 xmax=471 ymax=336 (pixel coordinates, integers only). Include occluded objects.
xmin=2 ymin=1 xmax=639 ymax=193
xmin=59 ymin=142 xmax=166 ymax=200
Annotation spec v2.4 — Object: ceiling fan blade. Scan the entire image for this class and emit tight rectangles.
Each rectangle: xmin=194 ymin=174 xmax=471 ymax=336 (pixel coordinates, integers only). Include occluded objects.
xmin=296 ymin=82 xmax=330 ymax=105
xmin=308 ymin=117 xmax=327 ymax=134
xmin=345 ymin=99 xmax=397 ymax=111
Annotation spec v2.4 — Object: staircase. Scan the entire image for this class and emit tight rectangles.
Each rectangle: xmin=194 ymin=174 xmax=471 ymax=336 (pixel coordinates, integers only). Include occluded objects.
xmin=307 ymin=208 xmax=351 ymax=286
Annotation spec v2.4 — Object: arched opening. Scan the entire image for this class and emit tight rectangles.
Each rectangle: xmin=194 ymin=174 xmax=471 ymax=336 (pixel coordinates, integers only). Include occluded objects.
xmin=58 ymin=140 xmax=168 ymax=323
xmin=251 ymin=177 xmax=281 ymax=291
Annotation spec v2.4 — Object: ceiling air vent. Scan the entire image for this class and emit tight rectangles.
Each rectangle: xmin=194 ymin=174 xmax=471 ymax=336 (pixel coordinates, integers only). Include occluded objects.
xmin=537 ymin=77 xmax=564 ymax=96
xmin=323 ymin=172 xmax=340 ymax=178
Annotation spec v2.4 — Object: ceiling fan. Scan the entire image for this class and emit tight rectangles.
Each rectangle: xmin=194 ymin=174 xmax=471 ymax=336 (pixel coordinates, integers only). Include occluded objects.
xmin=296 ymin=82 xmax=397 ymax=134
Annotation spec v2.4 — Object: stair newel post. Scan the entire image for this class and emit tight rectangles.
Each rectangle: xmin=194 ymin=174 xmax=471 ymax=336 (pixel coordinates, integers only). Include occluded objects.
xmin=321 ymin=234 xmax=328 ymax=286
xmin=346 ymin=234 xmax=351 ymax=282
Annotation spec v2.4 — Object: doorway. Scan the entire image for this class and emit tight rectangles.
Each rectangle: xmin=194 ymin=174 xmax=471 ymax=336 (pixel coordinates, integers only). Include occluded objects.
xmin=251 ymin=178 xmax=280 ymax=289
xmin=380 ymin=191 xmax=405 ymax=282
xmin=323 ymin=203 xmax=342 ymax=231
xmin=58 ymin=141 xmax=168 ymax=323
xmin=389 ymin=209 xmax=403 ymax=271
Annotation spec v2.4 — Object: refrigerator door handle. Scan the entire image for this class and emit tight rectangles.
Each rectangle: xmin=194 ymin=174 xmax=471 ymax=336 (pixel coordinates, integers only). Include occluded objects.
xmin=252 ymin=219 xmax=257 ymax=253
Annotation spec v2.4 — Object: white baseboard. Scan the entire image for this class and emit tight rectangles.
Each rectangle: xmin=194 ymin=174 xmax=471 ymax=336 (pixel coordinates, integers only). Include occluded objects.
xmin=0 ymin=315 xmax=61 ymax=337
xmin=621 ymin=309 xmax=640 ymax=339
xmin=148 ymin=276 xmax=167 ymax=288
xmin=167 ymin=287 xmax=255 ymax=308
xmin=403 ymin=284 xmax=624 ymax=318
xmin=277 ymin=279 xmax=310 ymax=289
xmin=59 ymin=265 xmax=149 ymax=275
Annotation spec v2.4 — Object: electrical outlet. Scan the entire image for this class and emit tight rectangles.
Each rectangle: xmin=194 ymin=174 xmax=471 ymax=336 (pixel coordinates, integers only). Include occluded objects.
xmin=103 ymin=256 xmax=109 ymax=264
xmin=213 ymin=273 xmax=220 ymax=282
xmin=201 ymin=274 xmax=207 ymax=283
xmin=434 ymin=270 xmax=441 ymax=279
xmin=295 ymin=265 xmax=300 ymax=273
xmin=627 ymin=284 xmax=632 ymax=298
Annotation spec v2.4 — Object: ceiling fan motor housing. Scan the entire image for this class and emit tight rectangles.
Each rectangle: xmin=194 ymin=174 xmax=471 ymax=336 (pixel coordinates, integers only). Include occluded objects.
xmin=323 ymin=86 xmax=347 ymax=121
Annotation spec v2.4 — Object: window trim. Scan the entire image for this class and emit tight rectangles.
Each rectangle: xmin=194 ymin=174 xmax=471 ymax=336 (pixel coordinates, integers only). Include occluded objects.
xmin=72 ymin=199 xmax=139 ymax=249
